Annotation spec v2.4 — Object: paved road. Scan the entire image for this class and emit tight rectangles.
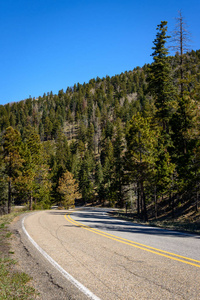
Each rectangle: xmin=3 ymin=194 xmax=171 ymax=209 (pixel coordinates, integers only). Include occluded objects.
xmin=23 ymin=208 xmax=200 ymax=299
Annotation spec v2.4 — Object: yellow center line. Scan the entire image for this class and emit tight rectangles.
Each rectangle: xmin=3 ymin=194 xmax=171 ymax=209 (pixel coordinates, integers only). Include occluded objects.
xmin=67 ymin=214 xmax=200 ymax=263
xmin=64 ymin=212 xmax=200 ymax=268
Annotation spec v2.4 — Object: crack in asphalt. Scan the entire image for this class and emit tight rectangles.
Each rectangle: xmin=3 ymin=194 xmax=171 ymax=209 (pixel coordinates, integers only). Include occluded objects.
xmin=13 ymin=226 xmax=69 ymax=300
xmin=45 ymin=270 xmax=64 ymax=290
xmin=55 ymin=224 xmax=123 ymax=300
xmin=118 ymin=263 xmax=187 ymax=300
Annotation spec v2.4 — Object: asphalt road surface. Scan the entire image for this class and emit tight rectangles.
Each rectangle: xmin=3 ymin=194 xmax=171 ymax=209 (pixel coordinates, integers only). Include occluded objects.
xmin=22 ymin=208 xmax=200 ymax=299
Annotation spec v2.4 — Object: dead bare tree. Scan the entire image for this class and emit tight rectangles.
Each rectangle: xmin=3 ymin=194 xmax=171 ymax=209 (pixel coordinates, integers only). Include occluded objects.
xmin=170 ymin=10 xmax=191 ymax=96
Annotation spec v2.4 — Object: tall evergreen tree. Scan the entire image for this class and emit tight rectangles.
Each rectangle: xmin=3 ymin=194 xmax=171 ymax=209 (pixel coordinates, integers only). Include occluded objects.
xmin=17 ymin=126 xmax=47 ymax=210
xmin=126 ymin=114 xmax=158 ymax=221
xmin=170 ymin=11 xmax=196 ymax=158
xmin=113 ymin=119 xmax=125 ymax=207
xmin=78 ymin=151 xmax=95 ymax=204
xmin=101 ymin=138 xmax=115 ymax=206
xmin=0 ymin=147 xmax=8 ymax=211
xmin=147 ymin=21 xmax=175 ymax=131
xmin=2 ymin=127 xmax=24 ymax=213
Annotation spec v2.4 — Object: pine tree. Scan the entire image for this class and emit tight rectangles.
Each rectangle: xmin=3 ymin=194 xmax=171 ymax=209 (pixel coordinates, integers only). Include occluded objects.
xmin=87 ymin=123 xmax=95 ymax=153
xmin=2 ymin=127 xmax=24 ymax=213
xmin=16 ymin=126 xmax=45 ymax=210
xmin=0 ymin=149 xmax=7 ymax=211
xmin=147 ymin=21 xmax=175 ymax=131
xmin=113 ymin=119 xmax=125 ymax=207
xmin=51 ymin=132 xmax=72 ymax=203
xmin=57 ymin=171 xmax=80 ymax=209
xmin=44 ymin=116 xmax=53 ymax=140
xmin=95 ymin=160 xmax=104 ymax=198
xmin=153 ymin=133 xmax=176 ymax=218
xmin=170 ymin=11 xmax=196 ymax=157
xmin=78 ymin=151 xmax=95 ymax=204
xmin=101 ymin=138 xmax=115 ymax=206
xmin=126 ymin=114 xmax=158 ymax=221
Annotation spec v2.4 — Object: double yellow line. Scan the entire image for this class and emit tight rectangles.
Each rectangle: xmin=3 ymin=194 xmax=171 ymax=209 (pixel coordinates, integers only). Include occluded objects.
xmin=65 ymin=212 xmax=200 ymax=268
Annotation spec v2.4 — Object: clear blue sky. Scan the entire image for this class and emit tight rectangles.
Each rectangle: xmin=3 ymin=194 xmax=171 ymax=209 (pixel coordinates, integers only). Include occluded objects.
xmin=0 ymin=0 xmax=200 ymax=105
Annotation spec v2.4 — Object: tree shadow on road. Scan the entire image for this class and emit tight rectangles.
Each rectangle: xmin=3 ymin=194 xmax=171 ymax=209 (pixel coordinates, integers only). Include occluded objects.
xmin=48 ymin=210 xmax=200 ymax=239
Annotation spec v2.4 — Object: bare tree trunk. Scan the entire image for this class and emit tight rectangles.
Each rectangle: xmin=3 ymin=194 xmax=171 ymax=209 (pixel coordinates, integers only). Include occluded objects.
xmin=172 ymin=193 xmax=175 ymax=219
xmin=137 ymin=181 xmax=140 ymax=216
xmin=170 ymin=10 xmax=191 ymax=155
xmin=195 ymin=169 xmax=199 ymax=212
xmin=154 ymin=185 xmax=157 ymax=219
xmin=143 ymin=192 xmax=148 ymax=222
xmin=141 ymin=181 xmax=148 ymax=222
xmin=8 ymin=179 xmax=12 ymax=214
xmin=29 ymin=193 xmax=33 ymax=210
xmin=196 ymin=191 xmax=199 ymax=212
xmin=141 ymin=182 xmax=148 ymax=222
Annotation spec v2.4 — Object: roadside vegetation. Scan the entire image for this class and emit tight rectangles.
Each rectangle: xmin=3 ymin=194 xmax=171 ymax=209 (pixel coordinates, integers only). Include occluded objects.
xmin=0 ymin=209 xmax=38 ymax=299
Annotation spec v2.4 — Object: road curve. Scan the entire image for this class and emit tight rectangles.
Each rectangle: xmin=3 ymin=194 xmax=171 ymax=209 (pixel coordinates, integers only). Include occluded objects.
xmin=23 ymin=208 xmax=200 ymax=299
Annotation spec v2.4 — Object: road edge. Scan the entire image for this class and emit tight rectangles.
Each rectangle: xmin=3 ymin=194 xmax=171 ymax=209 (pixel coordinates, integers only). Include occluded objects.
xmin=22 ymin=213 xmax=101 ymax=300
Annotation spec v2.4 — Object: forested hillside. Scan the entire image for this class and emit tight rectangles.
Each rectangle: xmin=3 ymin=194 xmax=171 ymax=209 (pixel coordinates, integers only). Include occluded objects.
xmin=1 ymin=21 xmax=200 ymax=222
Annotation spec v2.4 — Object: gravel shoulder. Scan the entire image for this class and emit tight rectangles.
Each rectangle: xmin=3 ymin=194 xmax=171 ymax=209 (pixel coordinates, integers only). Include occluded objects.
xmin=9 ymin=212 xmax=89 ymax=300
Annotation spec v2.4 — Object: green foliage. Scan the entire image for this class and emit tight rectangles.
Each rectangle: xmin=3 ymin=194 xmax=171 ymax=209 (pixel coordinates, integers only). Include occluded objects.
xmin=16 ymin=126 xmax=52 ymax=210
xmin=0 ymin=21 xmax=199 ymax=218
xmin=1 ymin=127 xmax=24 ymax=213
xmin=57 ymin=171 xmax=80 ymax=208
xmin=78 ymin=151 xmax=95 ymax=203
xmin=147 ymin=21 xmax=176 ymax=130
xmin=113 ymin=119 xmax=125 ymax=207
xmin=0 ymin=257 xmax=37 ymax=299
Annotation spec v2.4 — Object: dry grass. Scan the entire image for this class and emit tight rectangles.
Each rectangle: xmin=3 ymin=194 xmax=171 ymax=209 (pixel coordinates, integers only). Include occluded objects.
xmin=0 ymin=209 xmax=38 ymax=299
